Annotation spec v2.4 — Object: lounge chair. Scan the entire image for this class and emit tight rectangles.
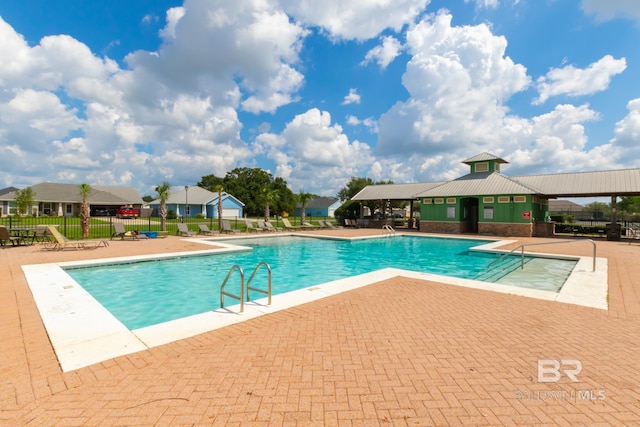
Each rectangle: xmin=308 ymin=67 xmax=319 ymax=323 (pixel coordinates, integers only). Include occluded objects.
xmin=40 ymin=225 xmax=108 ymax=250
xmin=221 ymin=219 xmax=240 ymax=233
xmin=265 ymin=220 xmax=282 ymax=232
xmin=245 ymin=219 xmax=262 ymax=232
xmin=198 ymin=224 xmax=219 ymax=235
xmin=177 ymin=223 xmax=196 ymax=236
xmin=323 ymin=220 xmax=341 ymax=229
xmin=32 ymin=225 xmax=53 ymax=243
xmin=0 ymin=226 xmax=25 ymax=247
xmin=301 ymin=221 xmax=317 ymax=229
xmin=258 ymin=219 xmax=280 ymax=232
xmin=281 ymin=218 xmax=302 ymax=230
xmin=111 ymin=222 xmax=138 ymax=240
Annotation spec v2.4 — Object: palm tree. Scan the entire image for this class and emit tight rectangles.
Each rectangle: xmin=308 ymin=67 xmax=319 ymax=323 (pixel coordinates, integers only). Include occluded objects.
xmin=297 ymin=191 xmax=313 ymax=224
xmin=155 ymin=182 xmax=171 ymax=232
xmin=261 ymin=186 xmax=279 ymax=222
xmin=79 ymin=183 xmax=91 ymax=238
xmin=215 ymin=184 xmax=224 ymax=231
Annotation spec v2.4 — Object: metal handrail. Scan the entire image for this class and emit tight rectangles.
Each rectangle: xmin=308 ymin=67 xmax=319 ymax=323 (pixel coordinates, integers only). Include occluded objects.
xmin=382 ymin=224 xmax=396 ymax=235
xmin=246 ymin=261 xmax=272 ymax=305
xmin=486 ymin=239 xmax=597 ymax=272
xmin=220 ymin=264 xmax=244 ymax=313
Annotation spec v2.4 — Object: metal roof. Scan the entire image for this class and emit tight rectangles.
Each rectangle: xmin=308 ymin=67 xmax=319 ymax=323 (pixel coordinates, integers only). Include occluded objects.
xmin=0 ymin=182 xmax=142 ymax=204
xmin=297 ymin=197 xmax=341 ymax=209
xmin=152 ymin=186 xmax=245 ymax=206
xmin=512 ymin=169 xmax=640 ymax=197
xmin=351 ymin=182 xmax=445 ymax=201
xmin=354 ymin=168 xmax=640 ymax=201
xmin=462 ymin=152 xmax=508 ymax=164
xmin=417 ymin=172 xmax=541 ymax=197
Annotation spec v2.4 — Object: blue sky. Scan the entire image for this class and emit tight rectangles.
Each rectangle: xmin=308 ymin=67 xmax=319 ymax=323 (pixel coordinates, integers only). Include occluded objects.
xmin=0 ymin=0 xmax=639 ymax=197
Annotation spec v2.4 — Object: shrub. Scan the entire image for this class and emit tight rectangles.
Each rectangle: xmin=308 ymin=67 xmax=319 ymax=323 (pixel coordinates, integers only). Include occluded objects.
xmin=549 ymin=214 xmax=565 ymax=223
xmin=167 ymin=210 xmax=177 ymax=220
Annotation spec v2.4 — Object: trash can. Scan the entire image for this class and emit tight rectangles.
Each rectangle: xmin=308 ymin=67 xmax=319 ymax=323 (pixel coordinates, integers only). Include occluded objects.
xmin=606 ymin=223 xmax=621 ymax=241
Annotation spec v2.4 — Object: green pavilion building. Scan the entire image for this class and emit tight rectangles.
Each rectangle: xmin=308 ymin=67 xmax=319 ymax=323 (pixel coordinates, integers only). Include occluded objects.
xmin=352 ymin=152 xmax=640 ymax=239
xmin=418 ymin=153 xmax=550 ymax=237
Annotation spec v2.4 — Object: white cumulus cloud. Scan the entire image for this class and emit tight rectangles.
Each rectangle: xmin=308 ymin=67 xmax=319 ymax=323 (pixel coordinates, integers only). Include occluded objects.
xmin=280 ymin=0 xmax=430 ymax=40
xmin=362 ymin=36 xmax=403 ymax=69
xmin=534 ymin=55 xmax=627 ymax=105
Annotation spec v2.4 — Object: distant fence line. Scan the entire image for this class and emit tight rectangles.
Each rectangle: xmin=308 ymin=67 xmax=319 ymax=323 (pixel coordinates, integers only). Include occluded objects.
xmin=0 ymin=215 xmax=336 ymax=239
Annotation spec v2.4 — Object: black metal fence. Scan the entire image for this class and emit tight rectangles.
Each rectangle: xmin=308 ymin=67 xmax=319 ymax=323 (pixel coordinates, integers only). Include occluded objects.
xmin=0 ymin=215 xmax=336 ymax=240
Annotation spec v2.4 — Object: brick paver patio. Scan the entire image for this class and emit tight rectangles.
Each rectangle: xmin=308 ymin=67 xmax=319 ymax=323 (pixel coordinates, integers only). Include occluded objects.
xmin=1 ymin=230 xmax=639 ymax=425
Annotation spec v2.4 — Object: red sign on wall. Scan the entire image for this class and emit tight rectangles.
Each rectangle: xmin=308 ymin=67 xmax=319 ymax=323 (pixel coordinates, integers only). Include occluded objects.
xmin=522 ymin=211 xmax=531 ymax=219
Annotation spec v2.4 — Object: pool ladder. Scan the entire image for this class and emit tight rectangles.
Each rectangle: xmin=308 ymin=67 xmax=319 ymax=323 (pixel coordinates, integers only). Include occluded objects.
xmin=220 ymin=261 xmax=272 ymax=313
xmin=382 ymin=224 xmax=396 ymax=236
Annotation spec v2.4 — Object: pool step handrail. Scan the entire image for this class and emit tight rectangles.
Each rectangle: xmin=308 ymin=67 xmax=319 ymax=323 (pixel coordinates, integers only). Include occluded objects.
xmin=220 ymin=264 xmax=245 ymax=313
xmin=246 ymin=261 xmax=272 ymax=305
xmin=485 ymin=239 xmax=596 ymax=273
xmin=382 ymin=224 xmax=396 ymax=236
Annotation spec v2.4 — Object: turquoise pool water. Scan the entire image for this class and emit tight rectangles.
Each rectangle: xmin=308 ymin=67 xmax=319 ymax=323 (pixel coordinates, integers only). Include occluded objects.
xmin=65 ymin=235 xmax=574 ymax=329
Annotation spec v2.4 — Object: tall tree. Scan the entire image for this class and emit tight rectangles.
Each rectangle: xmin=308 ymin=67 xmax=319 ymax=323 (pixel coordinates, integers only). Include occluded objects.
xmin=198 ymin=168 xmax=296 ymax=217
xmin=79 ymin=183 xmax=91 ymax=238
xmin=197 ymin=174 xmax=224 ymax=192
xmin=14 ymin=187 xmax=35 ymax=216
xmin=297 ymin=191 xmax=313 ymax=223
xmin=155 ymin=182 xmax=171 ymax=232
xmin=337 ymin=177 xmax=394 ymax=217
xmin=215 ymin=184 xmax=224 ymax=231
xmin=337 ymin=176 xmax=374 ymax=200
xmin=261 ymin=186 xmax=279 ymax=221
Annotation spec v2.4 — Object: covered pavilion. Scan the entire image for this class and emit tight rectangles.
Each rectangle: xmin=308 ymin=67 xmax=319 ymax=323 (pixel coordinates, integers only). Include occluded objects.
xmin=352 ymin=153 xmax=640 ymax=238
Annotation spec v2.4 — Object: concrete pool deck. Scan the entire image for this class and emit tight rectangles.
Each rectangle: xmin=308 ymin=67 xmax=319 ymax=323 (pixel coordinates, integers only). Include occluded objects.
xmin=2 ymin=229 xmax=640 ymax=425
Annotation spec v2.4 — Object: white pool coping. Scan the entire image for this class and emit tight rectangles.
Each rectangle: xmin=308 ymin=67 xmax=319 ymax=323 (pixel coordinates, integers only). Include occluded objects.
xmin=22 ymin=233 xmax=608 ymax=371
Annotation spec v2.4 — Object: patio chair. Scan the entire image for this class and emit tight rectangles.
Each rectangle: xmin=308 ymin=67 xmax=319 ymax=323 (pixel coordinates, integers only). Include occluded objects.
xmin=177 ymin=223 xmax=196 ymax=236
xmin=111 ymin=222 xmax=138 ymax=240
xmin=0 ymin=226 xmax=25 ymax=247
xmin=281 ymin=218 xmax=302 ymax=231
xmin=39 ymin=225 xmax=108 ymax=250
xmin=198 ymin=224 xmax=219 ymax=235
xmin=323 ymin=220 xmax=341 ymax=229
xmin=32 ymin=225 xmax=53 ymax=243
xmin=245 ymin=219 xmax=262 ymax=232
xmin=257 ymin=219 xmax=280 ymax=232
xmin=221 ymin=219 xmax=240 ymax=233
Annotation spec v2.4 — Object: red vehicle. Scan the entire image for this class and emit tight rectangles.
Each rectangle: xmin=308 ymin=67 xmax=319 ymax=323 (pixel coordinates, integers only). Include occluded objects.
xmin=115 ymin=205 xmax=139 ymax=219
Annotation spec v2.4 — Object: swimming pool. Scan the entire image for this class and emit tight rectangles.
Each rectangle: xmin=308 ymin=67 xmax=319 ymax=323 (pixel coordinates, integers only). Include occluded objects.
xmin=65 ymin=235 xmax=575 ymax=329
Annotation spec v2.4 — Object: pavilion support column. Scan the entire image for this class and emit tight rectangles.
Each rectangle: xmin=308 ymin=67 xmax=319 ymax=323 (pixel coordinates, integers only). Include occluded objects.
xmin=611 ymin=195 xmax=618 ymax=223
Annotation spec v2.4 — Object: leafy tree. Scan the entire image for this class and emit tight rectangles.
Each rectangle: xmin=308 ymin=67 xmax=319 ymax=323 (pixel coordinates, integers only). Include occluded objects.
xmin=584 ymin=201 xmax=611 ymax=220
xmin=141 ymin=195 xmax=154 ymax=203
xmin=14 ymin=187 xmax=35 ymax=216
xmin=197 ymin=174 xmax=224 ymax=192
xmin=79 ymin=183 xmax=91 ymax=238
xmin=337 ymin=176 xmax=374 ymax=200
xmin=198 ymin=168 xmax=295 ymax=217
xmin=215 ymin=184 xmax=224 ymax=230
xmin=619 ymin=196 xmax=640 ymax=215
xmin=297 ymin=191 xmax=313 ymax=223
xmin=223 ymin=168 xmax=274 ymax=216
xmin=155 ymin=182 xmax=171 ymax=232
xmin=334 ymin=200 xmax=360 ymax=223
xmin=337 ymin=177 xmax=395 ymax=217
xmin=272 ymin=176 xmax=295 ymax=215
